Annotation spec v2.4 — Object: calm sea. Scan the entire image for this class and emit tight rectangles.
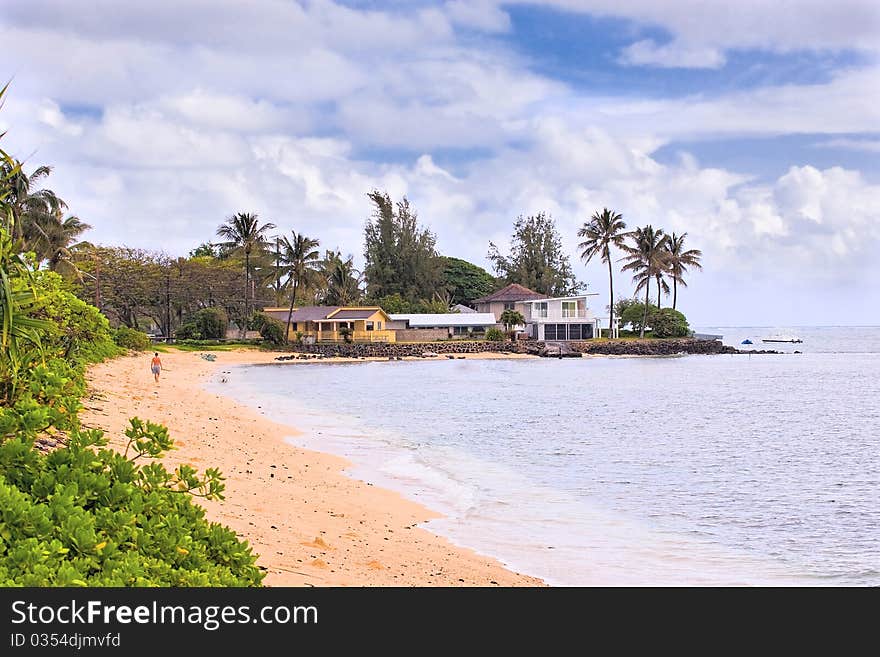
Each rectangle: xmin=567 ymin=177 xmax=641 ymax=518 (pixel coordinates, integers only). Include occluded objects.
xmin=210 ymin=327 xmax=880 ymax=585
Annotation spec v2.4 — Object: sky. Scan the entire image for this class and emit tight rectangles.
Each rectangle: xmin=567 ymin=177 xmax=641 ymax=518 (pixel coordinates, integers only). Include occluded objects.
xmin=2 ymin=0 xmax=879 ymax=326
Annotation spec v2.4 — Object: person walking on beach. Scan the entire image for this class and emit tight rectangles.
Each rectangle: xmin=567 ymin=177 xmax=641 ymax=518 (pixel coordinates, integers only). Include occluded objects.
xmin=150 ymin=352 xmax=162 ymax=383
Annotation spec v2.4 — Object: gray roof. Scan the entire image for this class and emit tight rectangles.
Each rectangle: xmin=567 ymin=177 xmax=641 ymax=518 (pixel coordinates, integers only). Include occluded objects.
xmin=472 ymin=283 xmax=546 ymax=304
xmin=453 ymin=304 xmax=477 ymax=313
xmin=389 ymin=313 xmax=498 ymax=328
xmin=323 ymin=309 xmax=381 ymax=321
xmin=263 ymin=306 xmax=339 ymax=322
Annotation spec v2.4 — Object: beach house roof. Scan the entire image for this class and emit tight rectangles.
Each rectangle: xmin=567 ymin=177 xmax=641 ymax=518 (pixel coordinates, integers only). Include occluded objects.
xmin=472 ymin=283 xmax=546 ymax=304
xmin=261 ymin=306 xmax=339 ymax=322
xmin=326 ymin=307 xmax=389 ymax=321
xmin=452 ymin=303 xmax=477 ymax=313
xmin=389 ymin=313 xmax=498 ymax=328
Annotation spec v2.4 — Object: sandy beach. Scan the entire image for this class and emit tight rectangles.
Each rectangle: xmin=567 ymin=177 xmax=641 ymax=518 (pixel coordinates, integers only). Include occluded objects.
xmin=81 ymin=348 xmax=543 ymax=587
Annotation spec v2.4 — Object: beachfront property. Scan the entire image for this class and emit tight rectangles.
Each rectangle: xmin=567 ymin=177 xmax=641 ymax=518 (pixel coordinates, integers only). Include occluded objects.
xmin=472 ymin=283 xmax=548 ymax=319
xmin=263 ymin=306 xmax=396 ymax=342
xmin=520 ymin=295 xmax=600 ymax=341
xmin=387 ymin=312 xmax=499 ymax=341
xmin=473 ymin=283 xmax=600 ymax=340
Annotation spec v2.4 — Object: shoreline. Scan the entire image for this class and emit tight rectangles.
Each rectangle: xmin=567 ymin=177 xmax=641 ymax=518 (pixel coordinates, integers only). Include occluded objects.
xmin=81 ymin=349 xmax=544 ymax=587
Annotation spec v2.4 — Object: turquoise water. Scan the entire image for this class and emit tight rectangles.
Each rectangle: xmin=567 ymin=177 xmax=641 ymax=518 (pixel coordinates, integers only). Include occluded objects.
xmin=211 ymin=327 xmax=880 ymax=585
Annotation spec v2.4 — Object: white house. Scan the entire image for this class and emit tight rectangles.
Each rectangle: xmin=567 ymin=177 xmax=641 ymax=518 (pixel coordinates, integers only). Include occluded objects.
xmin=387 ymin=312 xmax=499 ymax=341
xmin=520 ymin=295 xmax=600 ymax=341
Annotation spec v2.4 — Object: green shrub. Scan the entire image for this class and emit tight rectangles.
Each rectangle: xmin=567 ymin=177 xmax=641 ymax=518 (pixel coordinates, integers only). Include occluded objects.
xmin=113 ymin=326 xmax=152 ymax=351
xmin=176 ymin=308 xmax=227 ymax=340
xmin=485 ymin=327 xmax=505 ymax=342
xmin=619 ymin=301 xmax=659 ymax=334
xmin=0 ymin=227 xmax=263 ymax=587
xmin=259 ymin=318 xmax=286 ymax=346
xmin=0 ymin=418 xmax=263 ymax=586
xmin=649 ymin=308 xmax=690 ymax=338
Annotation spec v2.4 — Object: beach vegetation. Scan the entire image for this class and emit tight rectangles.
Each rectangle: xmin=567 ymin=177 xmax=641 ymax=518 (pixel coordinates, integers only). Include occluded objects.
xmin=255 ymin=314 xmax=286 ymax=346
xmin=440 ymin=256 xmax=496 ymax=307
xmin=488 ymin=212 xmax=581 ymax=297
xmin=318 ymin=250 xmax=363 ymax=306
xmin=175 ymin=307 xmax=227 ymax=340
xmin=621 ymin=226 xmax=669 ymax=337
xmin=113 ymin=326 xmax=152 ymax=351
xmin=664 ymin=232 xmax=702 ymax=310
xmin=278 ymin=231 xmax=321 ymax=340
xmin=215 ymin=212 xmax=276 ymax=326
xmin=650 ymin=308 xmax=690 ymax=338
xmin=499 ymin=309 xmax=525 ymax=339
xmin=619 ymin=301 xmax=659 ymax=335
xmin=485 ymin=327 xmax=505 ymax=342
xmin=578 ymin=208 xmax=629 ymax=338
xmin=364 ymin=190 xmax=444 ymax=305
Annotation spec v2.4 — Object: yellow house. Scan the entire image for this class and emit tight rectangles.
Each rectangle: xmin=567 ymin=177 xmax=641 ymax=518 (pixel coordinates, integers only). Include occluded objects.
xmin=262 ymin=306 xmax=396 ymax=343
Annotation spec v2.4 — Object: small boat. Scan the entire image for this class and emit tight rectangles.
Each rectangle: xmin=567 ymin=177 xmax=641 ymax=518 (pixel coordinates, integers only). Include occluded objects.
xmin=741 ymin=339 xmax=753 ymax=345
xmin=762 ymin=334 xmax=803 ymax=343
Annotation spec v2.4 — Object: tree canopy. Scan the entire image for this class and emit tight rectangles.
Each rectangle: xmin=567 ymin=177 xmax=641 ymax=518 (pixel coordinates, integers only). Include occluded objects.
xmin=363 ymin=191 xmax=443 ymax=303
xmin=488 ymin=212 xmax=581 ymax=297
xmin=440 ymin=256 xmax=496 ymax=307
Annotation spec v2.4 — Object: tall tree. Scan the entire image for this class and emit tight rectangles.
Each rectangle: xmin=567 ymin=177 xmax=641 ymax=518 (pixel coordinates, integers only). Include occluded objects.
xmin=215 ymin=212 xmax=275 ymax=323
xmin=488 ymin=212 xmax=581 ymax=297
xmin=666 ymin=232 xmax=703 ymax=310
xmin=363 ymin=191 xmax=442 ymax=302
xmin=280 ymin=231 xmax=321 ymax=340
xmin=439 ymin=256 xmax=496 ymax=307
xmin=320 ymin=250 xmax=362 ymax=306
xmin=577 ymin=208 xmax=628 ymax=338
xmin=620 ymin=225 xmax=668 ymax=338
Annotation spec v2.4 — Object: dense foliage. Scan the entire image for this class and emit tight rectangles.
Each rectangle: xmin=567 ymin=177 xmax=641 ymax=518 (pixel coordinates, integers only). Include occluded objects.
xmin=1 ymin=213 xmax=262 ymax=586
xmin=370 ymin=293 xmax=450 ymax=314
xmin=175 ymin=307 xmax=228 ymax=340
xmin=251 ymin=312 xmax=286 ymax=346
xmin=363 ymin=191 xmax=443 ymax=304
xmin=488 ymin=212 xmax=582 ymax=297
xmin=484 ymin=327 xmax=505 ymax=342
xmin=439 ymin=256 xmax=496 ymax=307
xmin=649 ymin=308 xmax=690 ymax=338
xmin=113 ymin=326 xmax=152 ymax=351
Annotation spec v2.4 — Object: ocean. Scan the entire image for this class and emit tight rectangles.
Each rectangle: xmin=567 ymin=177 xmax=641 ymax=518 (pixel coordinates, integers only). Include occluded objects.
xmin=210 ymin=327 xmax=880 ymax=585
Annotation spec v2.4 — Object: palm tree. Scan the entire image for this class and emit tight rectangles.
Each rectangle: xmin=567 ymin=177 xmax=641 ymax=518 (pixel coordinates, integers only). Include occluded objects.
xmin=621 ymin=225 xmax=668 ymax=338
xmin=321 ymin=251 xmax=362 ymax=306
xmin=1 ymin=162 xmax=67 ymax=243
xmin=38 ymin=215 xmax=92 ymax=278
xmin=666 ymin=232 xmax=703 ymax=310
xmin=280 ymin=231 xmax=321 ymax=340
xmin=577 ymin=208 xmax=628 ymax=338
xmin=215 ymin=212 xmax=276 ymax=323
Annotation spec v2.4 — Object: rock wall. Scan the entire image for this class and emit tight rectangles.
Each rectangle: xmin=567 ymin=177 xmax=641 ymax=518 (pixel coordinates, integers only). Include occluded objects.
xmin=287 ymin=340 xmax=521 ymax=358
xmin=278 ymin=338 xmax=777 ymax=358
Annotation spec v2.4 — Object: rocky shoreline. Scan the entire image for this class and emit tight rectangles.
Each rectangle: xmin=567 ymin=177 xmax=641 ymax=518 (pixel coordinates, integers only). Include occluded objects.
xmin=276 ymin=338 xmax=781 ymax=359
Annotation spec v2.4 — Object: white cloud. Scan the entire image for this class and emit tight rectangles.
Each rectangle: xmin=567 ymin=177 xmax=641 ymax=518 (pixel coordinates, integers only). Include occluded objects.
xmin=814 ymin=138 xmax=880 ymax=153
xmin=619 ymin=40 xmax=726 ymax=69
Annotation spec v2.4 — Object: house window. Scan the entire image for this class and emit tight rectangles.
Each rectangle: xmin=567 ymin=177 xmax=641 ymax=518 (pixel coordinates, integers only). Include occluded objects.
xmin=377 ymin=321 xmax=382 ymax=330
xmin=562 ymin=301 xmax=577 ymax=318
xmin=569 ymin=324 xmax=582 ymax=340
xmin=366 ymin=321 xmax=374 ymax=331
xmin=545 ymin=324 xmax=557 ymax=340
xmin=535 ymin=302 xmax=548 ymax=318
xmin=503 ymin=302 xmax=515 ymax=310
xmin=292 ymin=323 xmax=298 ymax=331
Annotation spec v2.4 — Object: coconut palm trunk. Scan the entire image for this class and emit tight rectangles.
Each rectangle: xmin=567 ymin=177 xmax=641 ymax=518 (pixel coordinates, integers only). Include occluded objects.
xmin=607 ymin=257 xmax=614 ymax=339
xmin=284 ymin=279 xmax=299 ymax=341
xmin=673 ymin=278 xmax=678 ymax=310
xmin=656 ymin=273 xmax=662 ymax=308
xmin=641 ymin=276 xmax=650 ymax=338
